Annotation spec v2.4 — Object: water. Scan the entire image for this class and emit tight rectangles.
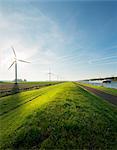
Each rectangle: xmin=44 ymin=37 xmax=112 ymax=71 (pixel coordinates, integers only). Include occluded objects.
xmin=82 ymin=81 xmax=117 ymax=89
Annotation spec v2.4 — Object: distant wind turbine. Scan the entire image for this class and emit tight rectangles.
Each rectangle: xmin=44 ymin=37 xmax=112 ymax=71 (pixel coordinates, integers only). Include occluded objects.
xmin=8 ymin=46 xmax=30 ymax=84
xmin=47 ymin=68 xmax=55 ymax=81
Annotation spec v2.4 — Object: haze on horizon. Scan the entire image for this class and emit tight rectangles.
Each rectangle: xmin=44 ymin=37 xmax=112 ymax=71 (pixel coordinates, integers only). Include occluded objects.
xmin=0 ymin=0 xmax=117 ymax=81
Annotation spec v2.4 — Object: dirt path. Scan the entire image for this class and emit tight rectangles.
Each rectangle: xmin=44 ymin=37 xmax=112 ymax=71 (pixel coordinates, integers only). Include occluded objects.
xmin=80 ymin=85 xmax=117 ymax=106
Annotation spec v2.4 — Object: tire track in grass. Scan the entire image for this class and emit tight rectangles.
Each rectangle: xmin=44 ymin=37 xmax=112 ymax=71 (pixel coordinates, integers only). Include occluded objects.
xmin=0 ymin=93 xmax=42 ymax=116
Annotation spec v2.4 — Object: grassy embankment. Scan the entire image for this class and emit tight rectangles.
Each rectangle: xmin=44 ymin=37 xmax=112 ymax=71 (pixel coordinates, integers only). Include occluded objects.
xmin=78 ymin=82 xmax=117 ymax=96
xmin=0 ymin=82 xmax=117 ymax=149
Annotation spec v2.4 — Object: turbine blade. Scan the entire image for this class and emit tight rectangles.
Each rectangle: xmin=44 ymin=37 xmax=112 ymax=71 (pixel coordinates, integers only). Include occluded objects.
xmin=8 ymin=61 xmax=15 ymax=70
xmin=18 ymin=59 xmax=30 ymax=63
xmin=11 ymin=46 xmax=16 ymax=57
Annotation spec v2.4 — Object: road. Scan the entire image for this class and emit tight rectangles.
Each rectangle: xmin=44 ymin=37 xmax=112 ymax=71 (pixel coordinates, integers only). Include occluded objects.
xmin=81 ymin=85 xmax=117 ymax=105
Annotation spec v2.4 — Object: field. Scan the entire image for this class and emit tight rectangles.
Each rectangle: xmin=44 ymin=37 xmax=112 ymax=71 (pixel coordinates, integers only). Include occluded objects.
xmin=0 ymin=82 xmax=117 ymax=149
xmin=78 ymin=82 xmax=117 ymax=96
xmin=0 ymin=81 xmax=61 ymax=97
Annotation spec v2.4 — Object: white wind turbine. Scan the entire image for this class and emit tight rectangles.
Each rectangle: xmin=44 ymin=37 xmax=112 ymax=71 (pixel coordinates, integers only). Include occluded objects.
xmin=47 ymin=68 xmax=55 ymax=81
xmin=8 ymin=46 xmax=30 ymax=84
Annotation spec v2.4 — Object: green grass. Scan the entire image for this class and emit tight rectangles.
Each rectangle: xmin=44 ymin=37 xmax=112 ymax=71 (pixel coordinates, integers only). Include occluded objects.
xmin=0 ymin=82 xmax=117 ymax=149
xmin=78 ymin=82 xmax=117 ymax=96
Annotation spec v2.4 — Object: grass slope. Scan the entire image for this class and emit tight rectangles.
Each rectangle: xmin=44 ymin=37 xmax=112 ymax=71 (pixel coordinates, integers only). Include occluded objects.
xmin=0 ymin=82 xmax=117 ymax=149
xmin=78 ymin=82 xmax=117 ymax=96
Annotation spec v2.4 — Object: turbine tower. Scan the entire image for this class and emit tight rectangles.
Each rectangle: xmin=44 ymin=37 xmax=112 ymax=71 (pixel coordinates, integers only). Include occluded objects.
xmin=8 ymin=46 xmax=30 ymax=84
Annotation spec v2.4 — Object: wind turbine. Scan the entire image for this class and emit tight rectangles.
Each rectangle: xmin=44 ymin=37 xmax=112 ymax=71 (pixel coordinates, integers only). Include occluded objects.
xmin=47 ymin=68 xmax=55 ymax=81
xmin=8 ymin=46 xmax=30 ymax=84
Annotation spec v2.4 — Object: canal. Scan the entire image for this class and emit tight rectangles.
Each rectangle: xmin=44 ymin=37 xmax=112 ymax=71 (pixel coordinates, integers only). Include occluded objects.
xmin=82 ymin=81 xmax=117 ymax=89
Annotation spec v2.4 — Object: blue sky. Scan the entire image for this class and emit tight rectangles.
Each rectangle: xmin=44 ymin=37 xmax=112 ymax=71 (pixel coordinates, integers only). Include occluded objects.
xmin=0 ymin=0 xmax=117 ymax=81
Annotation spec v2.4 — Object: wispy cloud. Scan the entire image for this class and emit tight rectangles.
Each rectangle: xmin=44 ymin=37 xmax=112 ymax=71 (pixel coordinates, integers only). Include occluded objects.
xmin=0 ymin=4 xmax=66 ymax=66
xmin=88 ymin=55 xmax=117 ymax=64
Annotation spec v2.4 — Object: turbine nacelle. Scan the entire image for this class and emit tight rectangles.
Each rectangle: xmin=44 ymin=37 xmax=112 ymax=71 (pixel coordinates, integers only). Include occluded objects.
xmin=14 ymin=57 xmax=17 ymax=61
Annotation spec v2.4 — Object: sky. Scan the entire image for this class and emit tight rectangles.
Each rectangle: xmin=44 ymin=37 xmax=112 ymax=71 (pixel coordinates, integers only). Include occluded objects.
xmin=0 ymin=0 xmax=117 ymax=81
